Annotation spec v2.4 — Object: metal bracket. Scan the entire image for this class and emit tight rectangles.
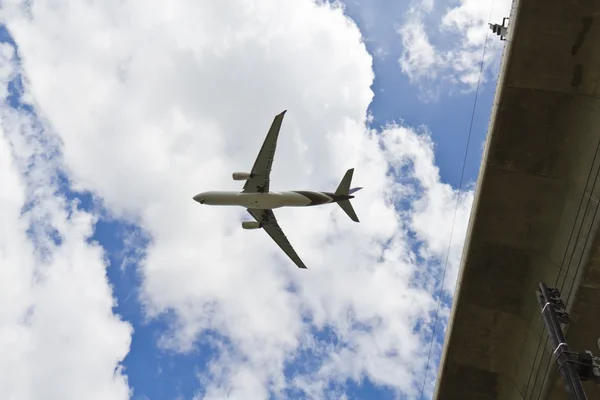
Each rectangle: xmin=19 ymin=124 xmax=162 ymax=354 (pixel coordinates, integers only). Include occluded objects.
xmin=537 ymin=283 xmax=587 ymax=399
xmin=542 ymin=287 xmax=571 ymax=324
xmin=489 ymin=17 xmax=509 ymax=41
xmin=577 ymin=351 xmax=600 ymax=383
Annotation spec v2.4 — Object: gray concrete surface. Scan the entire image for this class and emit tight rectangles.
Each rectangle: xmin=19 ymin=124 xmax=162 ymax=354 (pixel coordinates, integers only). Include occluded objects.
xmin=433 ymin=0 xmax=600 ymax=399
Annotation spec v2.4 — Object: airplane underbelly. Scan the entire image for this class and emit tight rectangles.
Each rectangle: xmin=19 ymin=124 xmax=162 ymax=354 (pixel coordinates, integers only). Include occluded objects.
xmin=279 ymin=192 xmax=313 ymax=207
xmin=239 ymin=192 xmax=311 ymax=209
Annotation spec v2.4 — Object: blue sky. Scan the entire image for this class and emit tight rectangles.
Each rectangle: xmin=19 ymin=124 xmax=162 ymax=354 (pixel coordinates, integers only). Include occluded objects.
xmin=340 ymin=0 xmax=498 ymax=188
xmin=0 ymin=1 xmax=511 ymax=399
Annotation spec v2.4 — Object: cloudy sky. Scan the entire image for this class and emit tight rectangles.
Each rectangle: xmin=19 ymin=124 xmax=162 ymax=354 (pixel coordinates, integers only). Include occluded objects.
xmin=0 ymin=0 xmax=512 ymax=399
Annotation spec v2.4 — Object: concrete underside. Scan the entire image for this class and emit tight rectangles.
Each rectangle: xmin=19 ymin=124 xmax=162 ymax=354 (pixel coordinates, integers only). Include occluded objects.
xmin=434 ymin=0 xmax=600 ymax=399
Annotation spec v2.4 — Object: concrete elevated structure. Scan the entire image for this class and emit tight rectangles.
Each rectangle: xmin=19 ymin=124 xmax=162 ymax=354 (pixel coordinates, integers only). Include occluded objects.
xmin=433 ymin=0 xmax=600 ymax=399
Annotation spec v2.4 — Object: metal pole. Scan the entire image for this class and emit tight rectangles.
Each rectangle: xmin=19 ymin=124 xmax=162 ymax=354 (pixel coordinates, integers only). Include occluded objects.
xmin=537 ymin=282 xmax=587 ymax=400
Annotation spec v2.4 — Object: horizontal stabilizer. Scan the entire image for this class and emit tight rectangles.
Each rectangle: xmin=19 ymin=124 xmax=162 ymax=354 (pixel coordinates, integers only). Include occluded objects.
xmin=337 ymin=200 xmax=359 ymax=223
xmin=348 ymin=187 xmax=363 ymax=195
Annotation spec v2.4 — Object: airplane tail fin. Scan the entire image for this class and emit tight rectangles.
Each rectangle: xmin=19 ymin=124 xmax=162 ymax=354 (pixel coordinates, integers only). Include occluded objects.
xmin=335 ymin=168 xmax=362 ymax=223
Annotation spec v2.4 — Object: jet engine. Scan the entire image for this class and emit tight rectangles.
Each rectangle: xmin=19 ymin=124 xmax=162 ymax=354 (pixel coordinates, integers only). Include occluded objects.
xmin=232 ymin=172 xmax=253 ymax=181
xmin=242 ymin=221 xmax=262 ymax=230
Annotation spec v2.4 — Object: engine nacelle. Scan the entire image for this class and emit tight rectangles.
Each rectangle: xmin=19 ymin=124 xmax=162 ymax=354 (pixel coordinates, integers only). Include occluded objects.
xmin=242 ymin=221 xmax=262 ymax=230
xmin=232 ymin=172 xmax=253 ymax=181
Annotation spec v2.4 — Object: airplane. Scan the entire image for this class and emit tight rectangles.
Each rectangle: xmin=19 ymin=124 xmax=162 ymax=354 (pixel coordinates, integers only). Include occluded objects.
xmin=193 ymin=110 xmax=362 ymax=269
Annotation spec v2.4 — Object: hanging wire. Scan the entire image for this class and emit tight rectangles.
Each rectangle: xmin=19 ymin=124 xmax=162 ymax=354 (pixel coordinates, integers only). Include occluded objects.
xmin=417 ymin=2 xmax=495 ymax=398
xmin=523 ymin=139 xmax=600 ymax=398
xmin=532 ymin=141 xmax=600 ymax=400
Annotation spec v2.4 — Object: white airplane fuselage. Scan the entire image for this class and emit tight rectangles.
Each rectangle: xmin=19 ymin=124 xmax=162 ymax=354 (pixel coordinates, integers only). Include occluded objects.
xmin=193 ymin=190 xmax=344 ymax=209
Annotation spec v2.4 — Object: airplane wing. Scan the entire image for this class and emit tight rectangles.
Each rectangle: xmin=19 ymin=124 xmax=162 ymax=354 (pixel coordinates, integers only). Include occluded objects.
xmin=242 ymin=110 xmax=287 ymax=193
xmin=247 ymin=208 xmax=307 ymax=269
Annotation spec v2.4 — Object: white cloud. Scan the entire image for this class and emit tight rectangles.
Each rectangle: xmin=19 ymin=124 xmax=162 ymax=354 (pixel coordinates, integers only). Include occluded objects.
xmin=2 ymin=0 xmax=474 ymax=398
xmin=398 ymin=0 xmax=512 ymax=94
xmin=381 ymin=124 xmax=474 ymax=293
xmin=0 ymin=51 xmax=132 ymax=399
xmin=398 ymin=18 xmax=441 ymax=82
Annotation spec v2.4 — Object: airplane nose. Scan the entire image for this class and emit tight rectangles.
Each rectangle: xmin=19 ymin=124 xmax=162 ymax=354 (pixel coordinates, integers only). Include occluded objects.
xmin=193 ymin=194 xmax=204 ymax=204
